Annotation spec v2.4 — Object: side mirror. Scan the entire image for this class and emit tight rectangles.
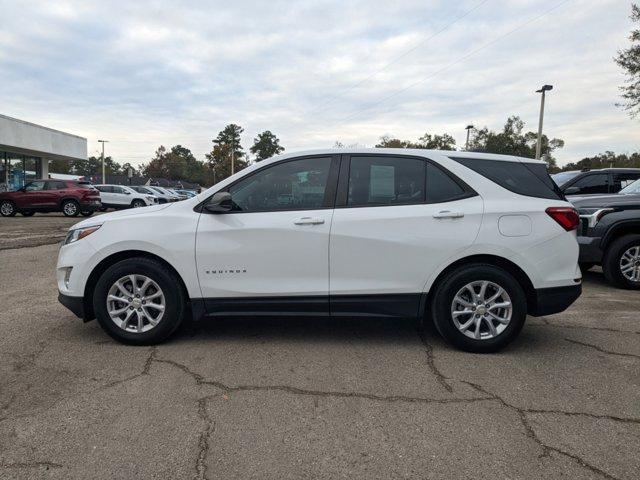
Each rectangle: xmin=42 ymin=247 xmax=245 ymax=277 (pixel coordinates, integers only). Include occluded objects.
xmin=204 ymin=192 xmax=233 ymax=213
xmin=564 ymin=186 xmax=579 ymax=195
xmin=124 ymin=191 xmax=131 ymax=195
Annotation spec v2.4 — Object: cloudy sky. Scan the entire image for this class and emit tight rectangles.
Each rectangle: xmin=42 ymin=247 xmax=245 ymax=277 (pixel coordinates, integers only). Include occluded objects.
xmin=0 ymin=0 xmax=637 ymax=167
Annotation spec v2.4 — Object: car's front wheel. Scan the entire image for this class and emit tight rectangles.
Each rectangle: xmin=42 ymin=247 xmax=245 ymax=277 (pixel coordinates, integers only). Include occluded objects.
xmin=93 ymin=257 xmax=186 ymax=345
xmin=602 ymin=234 xmax=640 ymax=290
xmin=0 ymin=200 xmax=17 ymax=217
xmin=429 ymin=264 xmax=527 ymax=353
xmin=131 ymin=199 xmax=146 ymax=208
xmin=61 ymin=199 xmax=80 ymax=217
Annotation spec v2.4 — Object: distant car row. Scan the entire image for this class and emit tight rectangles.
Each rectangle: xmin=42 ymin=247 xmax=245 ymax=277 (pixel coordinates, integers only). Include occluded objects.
xmin=0 ymin=180 xmax=197 ymax=217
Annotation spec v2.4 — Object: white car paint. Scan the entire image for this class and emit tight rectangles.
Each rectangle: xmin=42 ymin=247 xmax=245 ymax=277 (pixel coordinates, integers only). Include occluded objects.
xmin=94 ymin=184 xmax=154 ymax=209
xmin=57 ymin=148 xmax=580 ymax=311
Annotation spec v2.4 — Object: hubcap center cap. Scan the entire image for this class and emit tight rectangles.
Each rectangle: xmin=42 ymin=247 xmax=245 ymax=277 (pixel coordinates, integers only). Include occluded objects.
xmin=131 ymin=298 xmax=142 ymax=309
xmin=476 ymin=306 xmax=487 ymax=315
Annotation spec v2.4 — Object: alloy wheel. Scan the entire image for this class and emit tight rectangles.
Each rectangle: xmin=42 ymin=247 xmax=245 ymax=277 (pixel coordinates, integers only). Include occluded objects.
xmin=620 ymin=246 xmax=640 ymax=283
xmin=1 ymin=201 xmax=15 ymax=216
xmin=63 ymin=202 xmax=78 ymax=216
xmin=451 ymin=280 xmax=512 ymax=340
xmin=106 ymin=274 xmax=166 ymax=333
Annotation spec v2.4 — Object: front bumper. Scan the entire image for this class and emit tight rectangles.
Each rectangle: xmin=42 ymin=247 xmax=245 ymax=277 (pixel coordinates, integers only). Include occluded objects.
xmin=528 ymin=284 xmax=582 ymax=317
xmin=577 ymin=235 xmax=603 ymax=264
xmin=58 ymin=292 xmax=86 ymax=320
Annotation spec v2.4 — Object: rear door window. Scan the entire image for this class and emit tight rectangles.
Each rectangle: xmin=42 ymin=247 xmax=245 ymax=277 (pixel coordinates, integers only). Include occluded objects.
xmin=46 ymin=181 xmax=67 ymax=190
xmin=611 ymin=172 xmax=640 ymax=193
xmin=450 ymin=157 xmax=562 ymax=200
xmin=426 ymin=163 xmax=472 ymax=203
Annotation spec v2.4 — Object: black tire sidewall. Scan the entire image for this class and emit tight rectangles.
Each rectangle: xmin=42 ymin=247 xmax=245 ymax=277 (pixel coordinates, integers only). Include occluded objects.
xmin=20 ymin=210 xmax=35 ymax=216
xmin=80 ymin=211 xmax=94 ymax=217
xmin=1 ymin=200 xmax=16 ymax=217
xmin=431 ymin=264 xmax=527 ymax=353
xmin=93 ymin=258 xmax=185 ymax=345
xmin=62 ymin=200 xmax=80 ymax=217
xmin=132 ymin=200 xmax=145 ymax=208
xmin=603 ymin=235 xmax=640 ymax=290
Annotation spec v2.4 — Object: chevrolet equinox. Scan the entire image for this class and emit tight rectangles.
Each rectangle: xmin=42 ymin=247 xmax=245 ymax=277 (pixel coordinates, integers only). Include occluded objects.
xmin=57 ymin=149 xmax=582 ymax=352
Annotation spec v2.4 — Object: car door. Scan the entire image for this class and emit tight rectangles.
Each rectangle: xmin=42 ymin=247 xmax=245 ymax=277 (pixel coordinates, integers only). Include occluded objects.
xmin=195 ymin=155 xmax=339 ymax=315
xmin=43 ymin=181 xmax=65 ymax=208
xmin=329 ymin=154 xmax=483 ymax=317
xmin=611 ymin=172 xmax=640 ymax=193
xmin=564 ymin=173 xmax=610 ymax=195
xmin=111 ymin=186 xmax=130 ymax=206
xmin=20 ymin=181 xmax=47 ymax=208
xmin=95 ymin=186 xmax=112 ymax=205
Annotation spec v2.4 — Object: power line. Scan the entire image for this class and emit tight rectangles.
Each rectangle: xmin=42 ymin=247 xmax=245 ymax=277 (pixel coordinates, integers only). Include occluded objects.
xmin=337 ymin=0 xmax=573 ymax=125
xmin=307 ymin=0 xmax=491 ymax=116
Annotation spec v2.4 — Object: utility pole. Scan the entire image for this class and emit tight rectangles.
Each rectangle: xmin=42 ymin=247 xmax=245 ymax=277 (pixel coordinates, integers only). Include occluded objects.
xmin=98 ymin=140 xmax=109 ymax=184
xmin=535 ymin=85 xmax=553 ymax=160
xmin=465 ymin=125 xmax=474 ymax=150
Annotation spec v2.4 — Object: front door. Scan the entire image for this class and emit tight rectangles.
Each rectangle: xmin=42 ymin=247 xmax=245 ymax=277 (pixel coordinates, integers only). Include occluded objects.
xmin=20 ymin=181 xmax=47 ymax=209
xmin=195 ymin=155 xmax=339 ymax=315
xmin=329 ymin=154 xmax=483 ymax=317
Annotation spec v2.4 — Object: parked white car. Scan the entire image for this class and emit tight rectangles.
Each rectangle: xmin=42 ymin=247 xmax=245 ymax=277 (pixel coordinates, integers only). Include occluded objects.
xmin=57 ymin=149 xmax=581 ymax=352
xmin=146 ymin=186 xmax=177 ymax=203
xmin=94 ymin=184 xmax=156 ymax=210
xmin=129 ymin=186 xmax=161 ymax=203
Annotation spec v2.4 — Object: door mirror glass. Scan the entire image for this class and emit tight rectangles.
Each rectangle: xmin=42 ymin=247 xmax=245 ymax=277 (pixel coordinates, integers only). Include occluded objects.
xmin=204 ymin=192 xmax=233 ymax=213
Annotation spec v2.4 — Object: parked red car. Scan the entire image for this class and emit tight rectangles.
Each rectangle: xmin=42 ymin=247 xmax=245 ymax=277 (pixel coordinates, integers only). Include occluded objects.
xmin=0 ymin=179 xmax=101 ymax=217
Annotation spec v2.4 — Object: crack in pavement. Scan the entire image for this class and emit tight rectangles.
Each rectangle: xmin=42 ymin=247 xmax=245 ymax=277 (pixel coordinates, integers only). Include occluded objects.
xmin=462 ymin=381 xmax=623 ymax=480
xmin=1 ymin=461 xmax=63 ymax=470
xmin=416 ymin=327 xmax=453 ymax=393
xmin=528 ymin=323 xmax=640 ymax=335
xmin=564 ymin=338 xmax=640 ymax=360
xmin=194 ymin=397 xmax=215 ymax=480
xmin=103 ymin=346 xmax=157 ymax=388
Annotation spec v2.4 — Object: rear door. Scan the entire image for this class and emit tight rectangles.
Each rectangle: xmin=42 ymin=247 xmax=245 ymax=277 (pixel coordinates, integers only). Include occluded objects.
xmin=329 ymin=154 xmax=483 ymax=316
xmin=611 ymin=172 xmax=640 ymax=193
xmin=44 ymin=181 xmax=66 ymax=208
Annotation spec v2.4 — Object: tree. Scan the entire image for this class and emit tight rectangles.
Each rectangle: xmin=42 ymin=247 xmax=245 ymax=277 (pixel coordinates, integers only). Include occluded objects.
xmin=469 ymin=116 xmax=564 ymax=171
xmin=206 ymin=124 xmax=249 ymax=182
xmin=250 ymin=130 xmax=284 ymax=161
xmin=615 ymin=3 xmax=640 ymax=118
xmin=69 ymin=156 xmax=122 ymax=176
xmin=141 ymin=145 xmax=211 ymax=185
xmin=561 ymin=151 xmax=640 ymax=171
xmin=375 ymin=132 xmax=456 ymax=150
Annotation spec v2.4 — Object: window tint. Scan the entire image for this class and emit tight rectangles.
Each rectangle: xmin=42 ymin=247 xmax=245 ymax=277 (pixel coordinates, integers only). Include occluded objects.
xmin=348 ymin=156 xmax=425 ymax=207
xmin=46 ymin=181 xmax=66 ymax=190
xmin=611 ymin=172 xmax=640 ymax=192
xmin=568 ymin=174 xmax=609 ymax=195
xmin=113 ymin=186 xmax=125 ymax=194
xmin=450 ymin=157 xmax=562 ymax=200
xmin=96 ymin=185 xmax=113 ymax=193
xmin=24 ymin=181 xmax=45 ymax=191
xmin=426 ymin=163 xmax=468 ymax=203
xmin=228 ymin=157 xmax=331 ymax=212
xmin=550 ymin=171 xmax=580 ymax=187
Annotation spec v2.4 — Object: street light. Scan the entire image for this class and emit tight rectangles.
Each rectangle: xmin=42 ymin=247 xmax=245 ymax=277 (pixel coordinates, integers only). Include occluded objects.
xmin=98 ymin=139 xmax=109 ymax=184
xmin=465 ymin=125 xmax=474 ymax=150
xmin=535 ymin=85 xmax=553 ymax=160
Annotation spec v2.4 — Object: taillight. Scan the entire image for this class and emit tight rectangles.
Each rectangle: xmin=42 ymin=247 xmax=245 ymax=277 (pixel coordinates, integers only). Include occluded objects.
xmin=546 ymin=207 xmax=579 ymax=231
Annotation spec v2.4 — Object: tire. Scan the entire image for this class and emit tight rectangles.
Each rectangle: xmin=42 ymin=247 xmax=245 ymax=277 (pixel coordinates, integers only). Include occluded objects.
xmin=1 ymin=200 xmax=17 ymax=217
xmin=20 ymin=210 xmax=35 ymax=217
xmin=579 ymin=262 xmax=595 ymax=272
xmin=131 ymin=199 xmax=145 ymax=208
xmin=93 ymin=257 xmax=186 ymax=345
xmin=61 ymin=199 xmax=80 ymax=217
xmin=429 ymin=264 xmax=527 ymax=353
xmin=80 ymin=210 xmax=94 ymax=217
xmin=602 ymin=234 xmax=640 ymax=290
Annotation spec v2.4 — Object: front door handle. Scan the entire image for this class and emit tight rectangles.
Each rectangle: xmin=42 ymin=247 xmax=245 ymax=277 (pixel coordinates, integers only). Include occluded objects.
xmin=294 ymin=217 xmax=325 ymax=225
xmin=433 ymin=211 xmax=464 ymax=219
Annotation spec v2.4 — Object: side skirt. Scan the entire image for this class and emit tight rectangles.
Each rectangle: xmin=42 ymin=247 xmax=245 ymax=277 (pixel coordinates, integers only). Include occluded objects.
xmin=199 ymin=294 xmax=424 ymax=320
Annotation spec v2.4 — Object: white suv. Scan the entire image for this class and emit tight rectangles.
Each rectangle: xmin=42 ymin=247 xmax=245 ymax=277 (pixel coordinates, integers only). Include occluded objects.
xmin=94 ymin=184 xmax=156 ymax=210
xmin=57 ymin=149 xmax=581 ymax=352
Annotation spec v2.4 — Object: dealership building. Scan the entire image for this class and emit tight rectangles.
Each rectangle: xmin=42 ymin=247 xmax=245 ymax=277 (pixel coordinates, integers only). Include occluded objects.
xmin=0 ymin=114 xmax=87 ymax=191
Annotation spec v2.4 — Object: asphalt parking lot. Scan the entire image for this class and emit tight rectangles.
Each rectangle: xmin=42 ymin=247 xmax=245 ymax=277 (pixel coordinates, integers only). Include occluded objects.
xmin=1 ymin=215 xmax=638 ymax=479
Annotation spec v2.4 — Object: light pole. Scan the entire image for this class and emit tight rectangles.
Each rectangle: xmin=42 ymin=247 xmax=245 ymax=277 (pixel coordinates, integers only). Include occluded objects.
xmin=465 ymin=125 xmax=474 ymax=150
xmin=535 ymin=85 xmax=553 ymax=160
xmin=98 ymin=140 xmax=109 ymax=184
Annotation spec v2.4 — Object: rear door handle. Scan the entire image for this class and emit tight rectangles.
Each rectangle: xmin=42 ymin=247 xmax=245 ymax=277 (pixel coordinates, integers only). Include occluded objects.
xmin=294 ymin=217 xmax=325 ymax=225
xmin=433 ymin=211 xmax=464 ymax=219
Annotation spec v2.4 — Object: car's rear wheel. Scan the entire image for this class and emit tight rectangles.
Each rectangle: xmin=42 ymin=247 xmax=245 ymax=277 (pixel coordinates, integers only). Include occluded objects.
xmin=61 ymin=199 xmax=80 ymax=217
xmin=602 ymin=234 xmax=640 ymax=290
xmin=131 ymin=199 xmax=145 ymax=208
xmin=429 ymin=264 xmax=527 ymax=353
xmin=93 ymin=257 xmax=186 ymax=345
xmin=20 ymin=210 xmax=35 ymax=217
xmin=1 ymin=200 xmax=17 ymax=217
xmin=80 ymin=210 xmax=94 ymax=217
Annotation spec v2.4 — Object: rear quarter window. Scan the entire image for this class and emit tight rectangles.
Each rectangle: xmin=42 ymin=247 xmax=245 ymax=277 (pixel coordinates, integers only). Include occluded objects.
xmin=450 ymin=157 xmax=562 ymax=200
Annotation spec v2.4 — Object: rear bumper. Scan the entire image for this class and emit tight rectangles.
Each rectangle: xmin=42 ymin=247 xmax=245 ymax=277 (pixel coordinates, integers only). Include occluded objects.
xmin=577 ymin=235 xmax=603 ymax=264
xmin=528 ymin=284 xmax=582 ymax=317
xmin=58 ymin=292 xmax=86 ymax=320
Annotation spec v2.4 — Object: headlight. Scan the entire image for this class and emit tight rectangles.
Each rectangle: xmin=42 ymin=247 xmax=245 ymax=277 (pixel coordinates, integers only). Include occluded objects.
xmin=64 ymin=225 xmax=102 ymax=245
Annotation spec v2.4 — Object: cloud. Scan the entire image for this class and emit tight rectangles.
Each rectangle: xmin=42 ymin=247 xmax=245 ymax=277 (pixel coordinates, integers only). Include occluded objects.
xmin=0 ymin=0 xmax=637 ymax=166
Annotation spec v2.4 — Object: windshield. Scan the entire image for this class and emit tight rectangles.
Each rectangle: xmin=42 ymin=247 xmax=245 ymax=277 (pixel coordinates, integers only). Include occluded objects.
xmin=620 ymin=178 xmax=640 ymax=194
xmin=148 ymin=187 xmax=164 ymax=195
xmin=551 ymin=171 xmax=581 ymax=187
